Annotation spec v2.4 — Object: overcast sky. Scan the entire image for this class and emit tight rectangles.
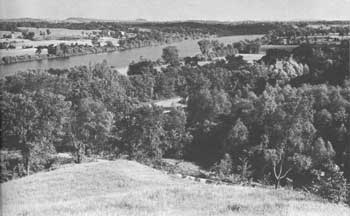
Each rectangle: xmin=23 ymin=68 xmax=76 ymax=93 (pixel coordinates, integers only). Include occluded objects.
xmin=1 ymin=0 xmax=350 ymax=21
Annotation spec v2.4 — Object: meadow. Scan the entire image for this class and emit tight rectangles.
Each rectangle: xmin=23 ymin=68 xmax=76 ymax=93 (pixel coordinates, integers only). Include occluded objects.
xmin=1 ymin=160 xmax=349 ymax=216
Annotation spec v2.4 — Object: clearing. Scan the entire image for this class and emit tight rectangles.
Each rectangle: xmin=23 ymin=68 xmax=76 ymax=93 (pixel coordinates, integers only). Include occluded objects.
xmin=1 ymin=160 xmax=349 ymax=216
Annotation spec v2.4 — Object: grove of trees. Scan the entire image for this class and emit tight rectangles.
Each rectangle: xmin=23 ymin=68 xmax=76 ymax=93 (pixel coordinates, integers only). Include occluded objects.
xmin=1 ymin=38 xmax=350 ymax=205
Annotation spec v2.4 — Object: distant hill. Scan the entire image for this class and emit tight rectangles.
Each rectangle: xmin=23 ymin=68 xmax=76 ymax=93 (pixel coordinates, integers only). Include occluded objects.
xmin=0 ymin=17 xmax=149 ymax=23
xmin=1 ymin=160 xmax=349 ymax=216
xmin=0 ymin=18 xmax=47 ymax=22
xmin=64 ymin=17 xmax=115 ymax=23
xmin=61 ymin=17 xmax=148 ymax=23
xmin=64 ymin=17 xmax=149 ymax=23
xmin=0 ymin=17 xmax=349 ymax=25
xmin=0 ymin=18 xmax=254 ymax=24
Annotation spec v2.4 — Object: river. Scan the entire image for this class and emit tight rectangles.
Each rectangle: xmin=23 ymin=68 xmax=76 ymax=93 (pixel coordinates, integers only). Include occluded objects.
xmin=0 ymin=34 xmax=263 ymax=77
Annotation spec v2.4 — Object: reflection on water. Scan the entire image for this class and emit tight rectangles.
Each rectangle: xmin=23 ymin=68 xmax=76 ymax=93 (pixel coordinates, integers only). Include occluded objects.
xmin=0 ymin=35 xmax=263 ymax=77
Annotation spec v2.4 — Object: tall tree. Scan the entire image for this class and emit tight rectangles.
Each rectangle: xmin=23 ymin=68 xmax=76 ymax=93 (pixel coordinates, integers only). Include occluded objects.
xmin=119 ymin=106 xmax=165 ymax=161
xmin=2 ymin=91 xmax=70 ymax=174
xmin=198 ymin=39 xmax=211 ymax=57
xmin=162 ymin=46 xmax=180 ymax=66
xmin=69 ymin=98 xmax=114 ymax=162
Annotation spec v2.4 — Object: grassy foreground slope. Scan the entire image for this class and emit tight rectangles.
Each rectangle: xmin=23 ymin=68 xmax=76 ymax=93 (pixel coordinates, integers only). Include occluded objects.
xmin=1 ymin=160 xmax=350 ymax=216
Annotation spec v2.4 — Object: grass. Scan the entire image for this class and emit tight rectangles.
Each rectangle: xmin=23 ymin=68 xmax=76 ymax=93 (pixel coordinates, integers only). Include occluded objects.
xmin=1 ymin=160 xmax=350 ymax=216
xmin=260 ymin=45 xmax=299 ymax=52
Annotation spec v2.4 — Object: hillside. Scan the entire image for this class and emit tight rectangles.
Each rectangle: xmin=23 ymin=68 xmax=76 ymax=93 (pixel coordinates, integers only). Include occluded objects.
xmin=1 ymin=160 xmax=349 ymax=216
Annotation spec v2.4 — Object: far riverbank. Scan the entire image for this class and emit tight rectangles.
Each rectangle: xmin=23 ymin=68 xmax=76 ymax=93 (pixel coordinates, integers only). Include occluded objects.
xmin=0 ymin=34 xmax=264 ymax=77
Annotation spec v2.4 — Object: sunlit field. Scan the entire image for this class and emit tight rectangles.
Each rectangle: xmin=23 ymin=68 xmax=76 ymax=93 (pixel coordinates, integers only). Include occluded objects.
xmin=17 ymin=27 xmax=101 ymax=39
xmin=2 ymin=160 xmax=349 ymax=216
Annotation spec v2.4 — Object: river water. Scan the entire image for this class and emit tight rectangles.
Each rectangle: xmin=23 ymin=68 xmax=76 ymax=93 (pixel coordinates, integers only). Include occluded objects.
xmin=0 ymin=34 xmax=263 ymax=77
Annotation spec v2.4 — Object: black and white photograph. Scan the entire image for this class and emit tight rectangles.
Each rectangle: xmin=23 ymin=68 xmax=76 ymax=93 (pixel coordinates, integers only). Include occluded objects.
xmin=0 ymin=0 xmax=350 ymax=215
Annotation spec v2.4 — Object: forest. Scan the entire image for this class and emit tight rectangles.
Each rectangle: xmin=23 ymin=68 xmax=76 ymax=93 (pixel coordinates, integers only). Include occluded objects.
xmin=1 ymin=30 xmax=350 ymax=206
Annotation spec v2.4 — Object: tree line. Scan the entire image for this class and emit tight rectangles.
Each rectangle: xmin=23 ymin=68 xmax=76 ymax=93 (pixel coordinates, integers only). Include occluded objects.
xmin=0 ymin=21 xmax=278 ymax=36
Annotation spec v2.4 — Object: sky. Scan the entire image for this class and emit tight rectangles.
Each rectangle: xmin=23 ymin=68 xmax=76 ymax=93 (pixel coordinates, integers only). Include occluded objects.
xmin=1 ymin=0 xmax=350 ymax=21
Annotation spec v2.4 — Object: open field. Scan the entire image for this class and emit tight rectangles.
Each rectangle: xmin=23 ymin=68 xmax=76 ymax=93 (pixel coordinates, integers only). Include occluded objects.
xmin=1 ymin=160 xmax=349 ymax=216
xmin=236 ymin=53 xmax=264 ymax=62
xmin=0 ymin=37 xmax=119 ymax=57
xmin=0 ymin=27 xmax=118 ymax=57
xmin=153 ymin=97 xmax=185 ymax=108
xmin=17 ymin=27 xmax=101 ymax=39
xmin=260 ymin=45 xmax=299 ymax=52
xmin=197 ymin=54 xmax=264 ymax=67
xmin=0 ymin=38 xmax=93 ymax=57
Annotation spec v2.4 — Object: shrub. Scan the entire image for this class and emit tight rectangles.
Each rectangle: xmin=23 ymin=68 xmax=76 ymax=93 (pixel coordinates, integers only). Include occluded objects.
xmin=0 ymin=150 xmax=25 ymax=182
xmin=211 ymin=154 xmax=233 ymax=178
xmin=309 ymin=163 xmax=348 ymax=203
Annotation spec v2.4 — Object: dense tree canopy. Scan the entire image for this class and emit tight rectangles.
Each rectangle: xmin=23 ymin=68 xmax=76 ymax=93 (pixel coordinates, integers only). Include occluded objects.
xmin=162 ymin=46 xmax=180 ymax=66
xmin=1 ymin=37 xmax=350 ymax=204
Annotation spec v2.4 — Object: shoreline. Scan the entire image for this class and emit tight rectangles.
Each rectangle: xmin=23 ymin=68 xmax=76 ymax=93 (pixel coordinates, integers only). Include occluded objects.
xmin=0 ymin=36 xmax=210 ymax=66
xmin=0 ymin=34 xmax=265 ymax=78
xmin=0 ymin=47 xmax=117 ymax=65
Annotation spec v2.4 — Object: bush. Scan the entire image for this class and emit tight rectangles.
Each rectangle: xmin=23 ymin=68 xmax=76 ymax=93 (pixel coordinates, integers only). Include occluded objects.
xmin=309 ymin=163 xmax=348 ymax=203
xmin=211 ymin=154 xmax=233 ymax=178
xmin=49 ymin=153 xmax=75 ymax=169
xmin=0 ymin=150 xmax=25 ymax=182
xmin=0 ymin=150 xmax=75 ymax=182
